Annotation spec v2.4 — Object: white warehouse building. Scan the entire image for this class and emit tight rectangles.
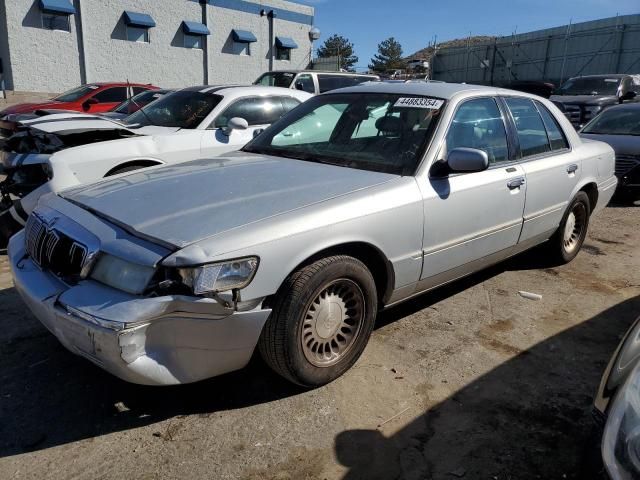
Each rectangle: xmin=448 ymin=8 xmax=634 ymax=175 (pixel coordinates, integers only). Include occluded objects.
xmin=0 ymin=0 xmax=316 ymax=94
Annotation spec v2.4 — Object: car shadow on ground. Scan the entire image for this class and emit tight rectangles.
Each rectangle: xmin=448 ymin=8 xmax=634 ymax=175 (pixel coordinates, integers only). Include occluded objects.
xmin=335 ymin=295 xmax=640 ymax=480
xmin=0 ymin=249 xmax=633 ymax=464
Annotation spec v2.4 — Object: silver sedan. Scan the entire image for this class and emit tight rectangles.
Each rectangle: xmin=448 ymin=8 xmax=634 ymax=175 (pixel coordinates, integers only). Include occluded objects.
xmin=9 ymin=82 xmax=617 ymax=387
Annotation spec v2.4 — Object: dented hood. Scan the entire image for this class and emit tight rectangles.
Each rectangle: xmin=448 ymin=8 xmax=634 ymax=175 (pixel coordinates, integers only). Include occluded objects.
xmin=61 ymin=152 xmax=397 ymax=248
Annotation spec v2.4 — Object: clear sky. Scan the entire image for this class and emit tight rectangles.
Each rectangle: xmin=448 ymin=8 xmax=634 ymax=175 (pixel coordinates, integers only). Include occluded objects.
xmin=295 ymin=0 xmax=639 ymax=71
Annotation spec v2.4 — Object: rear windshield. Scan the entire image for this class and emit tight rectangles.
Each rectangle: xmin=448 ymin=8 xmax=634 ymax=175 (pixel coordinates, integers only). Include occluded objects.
xmin=581 ymin=108 xmax=640 ymax=136
xmin=53 ymin=85 xmax=99 ymax=102
xmin=254 ymin=72 xmax=296 ymax=88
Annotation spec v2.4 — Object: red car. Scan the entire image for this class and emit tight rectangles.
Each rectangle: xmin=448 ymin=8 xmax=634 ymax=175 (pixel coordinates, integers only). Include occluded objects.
xmin=0 ymin=82 xmax=158 ymax=116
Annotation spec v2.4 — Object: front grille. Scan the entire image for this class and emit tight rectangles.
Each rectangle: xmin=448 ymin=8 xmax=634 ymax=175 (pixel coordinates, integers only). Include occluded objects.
xmin=25 ymin=213 xmax=88 ymax=278
xmin=615 ymin=154 xmax=640 ymax=177
xmin=563 ymin=105 xmax=582 ymax=127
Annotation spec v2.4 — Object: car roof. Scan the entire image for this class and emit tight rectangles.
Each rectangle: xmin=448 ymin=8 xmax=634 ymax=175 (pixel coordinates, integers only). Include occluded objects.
xmin=330 ymin=81 xmax=518 ymax=100
xmin=597 ymin=102 xmax=640 ymax=112
xmin=568 ymin=74 xmax=626 ymax=79
xmin=89 ymin=82 xmax=156 ymax=87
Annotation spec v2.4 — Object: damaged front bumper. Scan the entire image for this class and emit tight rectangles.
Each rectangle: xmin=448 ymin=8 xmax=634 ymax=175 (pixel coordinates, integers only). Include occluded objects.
xmin=8 ymin=231 xmax=272 ymax=385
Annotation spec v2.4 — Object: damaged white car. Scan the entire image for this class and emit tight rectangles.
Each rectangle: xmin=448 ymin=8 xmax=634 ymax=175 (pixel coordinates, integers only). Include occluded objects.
xmin=0 ymin=85 xmax=311 ymax=246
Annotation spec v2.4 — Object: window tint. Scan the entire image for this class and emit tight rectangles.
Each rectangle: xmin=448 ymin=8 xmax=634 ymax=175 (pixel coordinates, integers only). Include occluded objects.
xmin=294 ymin=74 xmax=315 ymax=93
xmin=505 ymin=98 xmax=551 ymax=158
xmin=132 ymin=86 xmax=149 ymax=96
xmin=214 ymin=97 xmax=288 ymax=128
xmin=445 ymin=98 xmax=509 ymax=164
xmin=534 ymin=101 xmax=569 ymax=151
xmin=93 ymin=87 xmax=129 ymax=103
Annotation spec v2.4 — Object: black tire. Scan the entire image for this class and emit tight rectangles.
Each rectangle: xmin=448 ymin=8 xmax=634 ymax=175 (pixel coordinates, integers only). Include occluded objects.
xmin=547 ymin=191 xmax=591 ymax=264
xmin=105 ymin=164 xmax=147 ymax=177
xmin=258 ymin=255 xmax=378 ymax=388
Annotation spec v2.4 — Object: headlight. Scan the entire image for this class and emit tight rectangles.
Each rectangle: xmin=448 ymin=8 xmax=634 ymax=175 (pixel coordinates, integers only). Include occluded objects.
xmin=603 ymin=361 xmax=640 ymax=479
xmin=178 ymin=257 xmax=258 ymax=295
xmin=90 ymin=254 xmax=156 ymax=295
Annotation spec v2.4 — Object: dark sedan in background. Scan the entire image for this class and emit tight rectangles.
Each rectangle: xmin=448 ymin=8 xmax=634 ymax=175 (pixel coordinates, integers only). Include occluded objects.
xmin=580 ymin=103 xmax=640 ymax=200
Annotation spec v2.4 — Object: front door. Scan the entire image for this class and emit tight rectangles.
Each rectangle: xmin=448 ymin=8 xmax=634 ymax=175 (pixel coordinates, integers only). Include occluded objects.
xmin=419 ymin=97 xmax=526 ymax=285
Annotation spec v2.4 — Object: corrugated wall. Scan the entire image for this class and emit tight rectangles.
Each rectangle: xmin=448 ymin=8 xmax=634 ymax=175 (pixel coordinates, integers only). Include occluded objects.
xmin=431 ymin=14 xmax=640 ymax=87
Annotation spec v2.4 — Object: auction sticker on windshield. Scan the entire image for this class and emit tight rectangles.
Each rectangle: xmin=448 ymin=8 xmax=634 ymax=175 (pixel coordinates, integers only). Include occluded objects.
xmin=394 ymin=98 xmax=444 ymax=109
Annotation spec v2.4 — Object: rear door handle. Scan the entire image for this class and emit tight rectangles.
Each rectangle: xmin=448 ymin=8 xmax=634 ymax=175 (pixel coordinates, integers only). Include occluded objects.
xmin=507 ymin=177 xmax=525 ymax=189
xmin=567 ymin=164 xmax=578 ymax=174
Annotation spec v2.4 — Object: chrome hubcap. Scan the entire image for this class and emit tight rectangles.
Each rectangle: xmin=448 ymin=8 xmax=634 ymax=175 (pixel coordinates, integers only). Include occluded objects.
xmin=563 ymin=204 xmax=587 ymax=254
xmin=301 ymin=279 xmax=365 ymax=367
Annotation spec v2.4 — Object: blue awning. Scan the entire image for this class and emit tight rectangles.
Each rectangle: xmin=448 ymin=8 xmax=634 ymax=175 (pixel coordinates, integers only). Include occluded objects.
xmin=39 ymin=0 xmax=76 ymax=15
xmin=232 ymin=29 xmax=257 ymax=43
xmin=182 ymin=21 xmax=211 ymax=36
xmin=124 ymin=11 xmax=156 ymax=28
xmin=275 ymin=37 xmax=298 ymax=49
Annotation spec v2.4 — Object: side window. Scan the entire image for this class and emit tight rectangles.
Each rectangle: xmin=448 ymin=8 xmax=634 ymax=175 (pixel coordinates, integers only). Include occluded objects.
xmin=214 ymin=97 xmax=286 ymax=128
xmin=93 ymin=87 xmax=129 ymax=103
xmin=132 ymin=86 xmax=148 ymax=96
xmin=534 ymin=101 xmax=569 ymax=151
xmin=445 ymin=98 xmax=509 ymax=164
xmin=504 ymin=97 xmax=551 ymax=158
xmin=317 ymin=75 xmax=352 ymax=93
xmin=294 ymin=74 xmax=315 ymax=94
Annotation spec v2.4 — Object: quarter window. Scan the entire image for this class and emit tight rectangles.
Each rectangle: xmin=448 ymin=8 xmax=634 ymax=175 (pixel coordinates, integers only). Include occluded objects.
xmin=505 ymin=97 xmax=551 ymax=158
xmin=445 ymin=98 xmax=509 ymax=164
xmin=534 ymin=101 xmax=569 ymax=151
xmin=93 ymin=87 xmax=129 ymax=103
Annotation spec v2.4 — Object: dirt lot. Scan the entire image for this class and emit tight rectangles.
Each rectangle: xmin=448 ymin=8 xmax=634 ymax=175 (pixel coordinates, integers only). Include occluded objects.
xmin=0 ymin=203 xmax=639 ymax=480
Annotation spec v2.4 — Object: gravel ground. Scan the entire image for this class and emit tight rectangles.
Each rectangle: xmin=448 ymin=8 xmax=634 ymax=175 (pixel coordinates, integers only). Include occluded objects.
xmin=0 ymin=202 xmax=638 ymax=480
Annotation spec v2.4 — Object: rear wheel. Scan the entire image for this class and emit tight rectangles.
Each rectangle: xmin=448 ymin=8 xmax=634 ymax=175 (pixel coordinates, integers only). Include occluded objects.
xmin=548 ymin=191 xmax=591 ymax=264
xmin=258 ymin=255 xmax=377 ymax=387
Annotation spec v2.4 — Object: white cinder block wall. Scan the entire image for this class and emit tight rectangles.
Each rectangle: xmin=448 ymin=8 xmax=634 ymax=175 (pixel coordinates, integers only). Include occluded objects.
xmin=0 ymin=0 xmax=315 ymax=92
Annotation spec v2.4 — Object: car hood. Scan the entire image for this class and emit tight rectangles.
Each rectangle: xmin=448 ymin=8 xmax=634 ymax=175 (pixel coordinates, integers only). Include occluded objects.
xmin=23 ymin=116 xmax=138 ymax=134
xmin=1 ymin=100 xmax=64 ymax=115
xmin=62 ymin=152 xmax=398 ymax=248
xmin=579 ymin=133 xmax=640 ymax=156
xmin=549 ymin=94 xmax=617 ymax=106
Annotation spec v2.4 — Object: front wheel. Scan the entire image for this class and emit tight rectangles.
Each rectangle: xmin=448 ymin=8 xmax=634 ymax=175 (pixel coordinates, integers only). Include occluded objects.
xmin=548 ymin=191 xmax=591 ymax=264
xmin=258 ymin=255 xmax=378 ymax=387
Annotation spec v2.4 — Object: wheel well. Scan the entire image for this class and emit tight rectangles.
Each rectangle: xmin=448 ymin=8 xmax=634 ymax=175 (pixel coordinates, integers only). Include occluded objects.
xmin=104 ymin=160 xmax=162 ymax=177
xmin=265 ymin=242 xmax=395 ymax=308
xmin=580 ymin=183 xmax=598 ymax=214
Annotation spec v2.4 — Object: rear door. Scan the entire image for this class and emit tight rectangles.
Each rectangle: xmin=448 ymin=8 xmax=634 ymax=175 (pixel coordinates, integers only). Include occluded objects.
xmin=420 ymin=97 xmax=526 ymax=284
xmin=503 ymin=97 xmax=578 ymax=243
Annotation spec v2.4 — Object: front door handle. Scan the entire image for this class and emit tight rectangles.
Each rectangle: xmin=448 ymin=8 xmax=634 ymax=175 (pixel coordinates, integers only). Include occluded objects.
xmin=507 ymin=177 xmax=525 ymax=189
xmin=567 ymin=164 xmax=578 ymax=174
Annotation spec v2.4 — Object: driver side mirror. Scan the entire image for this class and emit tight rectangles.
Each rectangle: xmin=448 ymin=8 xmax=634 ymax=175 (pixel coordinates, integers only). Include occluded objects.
xmin=82 ymin=97 xmax=99 ymax=111
xmin=223 ymin=117 xmax=249 ymax=136
xmin=446 ymin=148 xmax=489 ymax=173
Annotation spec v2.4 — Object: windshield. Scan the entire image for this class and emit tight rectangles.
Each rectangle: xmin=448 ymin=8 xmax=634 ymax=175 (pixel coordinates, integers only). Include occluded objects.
xmin=557 ymin=77 xmax=621 ymax=96
xmin=124 ymin=91 xmax=222 ymax=128
xmin=113 ymin=90 xmax=168 ymax=114
xmin=242 ymin=93 xmax=444 ymax=175
xmin=582 ymin=108 xmax=640 ymax=136
xmin=53 ymin=85 xmax=99 ymax=102
xmin=254 ymin=72 xmax=296 ymax=88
